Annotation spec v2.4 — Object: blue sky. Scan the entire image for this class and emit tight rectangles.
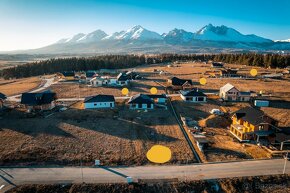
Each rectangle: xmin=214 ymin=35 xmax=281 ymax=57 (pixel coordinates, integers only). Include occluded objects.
xmin=0 ymin=0 xmax=289 ymax=51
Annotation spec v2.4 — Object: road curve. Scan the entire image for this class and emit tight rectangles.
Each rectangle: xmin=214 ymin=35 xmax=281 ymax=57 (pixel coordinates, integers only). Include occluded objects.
xmin=0 ymin=159 xmax=289 ymax=192
xmin=7 ymin=78 xmax=56 ymax=102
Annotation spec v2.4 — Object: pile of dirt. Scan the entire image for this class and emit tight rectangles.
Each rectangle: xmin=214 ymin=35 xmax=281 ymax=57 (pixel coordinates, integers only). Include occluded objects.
xmin=7 ymin=174 xmax=289 ymax=193
xmin=199 ymin=115 xmax=231 ymax=128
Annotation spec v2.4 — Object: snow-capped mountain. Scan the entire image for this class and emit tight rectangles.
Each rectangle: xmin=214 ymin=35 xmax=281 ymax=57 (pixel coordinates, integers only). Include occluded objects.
xmin=12 ymin=24 xmax=290 ymax=54
xmin=194 ymin=24 xmax=272 ymax=43
xmin=275 ymin=39 xmax=290 ymax=43
xmin=104 ymin=25 xmax=162 ymax=41
xmin=77 ymin=30 xmax=108 ymax=43
xmin=163 ymin=28 xmax=194 ymax=43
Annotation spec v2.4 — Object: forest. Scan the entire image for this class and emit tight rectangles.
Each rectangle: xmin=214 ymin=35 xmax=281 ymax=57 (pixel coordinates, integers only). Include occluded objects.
xmin=0 ymin=53 xmax=289 ymax=79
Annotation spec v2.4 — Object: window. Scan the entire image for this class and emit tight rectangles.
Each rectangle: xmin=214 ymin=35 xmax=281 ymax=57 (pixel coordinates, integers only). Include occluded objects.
xmin=94 ymin=103 xmax=97 ymax=106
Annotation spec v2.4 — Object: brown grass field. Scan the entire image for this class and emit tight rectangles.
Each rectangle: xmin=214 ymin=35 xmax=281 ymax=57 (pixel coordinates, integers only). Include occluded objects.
xmin=0 ymin=77 xmax=42 ymax=96
xmin=1 ymin=61 xmax=289 ymax=165
xmin=0 ymin=104 xmax=195 ymax=166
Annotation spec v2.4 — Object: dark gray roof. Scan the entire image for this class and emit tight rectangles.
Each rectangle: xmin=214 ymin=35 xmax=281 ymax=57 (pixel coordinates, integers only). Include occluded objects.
xmin=147 ymin=94 xmax=167 ymax=99
xmin=128 ymin=94 xmax=153 ymax=104
xmin=117 ymin=73 xmax=129 ymax=81
xmin=21 ymin=91 xmax=56 ymax=106
xmin=239 ymin=91 xmax=251 ymax=96
xmin=0 ymin=92 xmax=7 ymax=100
xmin=61 ymin=71 xmax=75 ymax=77
xmin=233 ymin=107 xmax=271 ymax=125
xmin=180 ymin=89 xmax=206 ymax=97
xmin=212 ymin=62 xmax=224 ymax=67
xmin=84 ymin=95 xmax=115 ymax=103
xmin=170 ymin=77 xmax=193 ymax=86
xmin=86 ymin=71 xmax=97 ymax=78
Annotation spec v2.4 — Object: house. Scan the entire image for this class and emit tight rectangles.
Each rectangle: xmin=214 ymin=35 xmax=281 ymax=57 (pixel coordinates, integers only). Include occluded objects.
xmin=168 ymin=77 xmax=193 ymax=90
xmin=84 ymin=95 xmax=115 ymax=109
xmin=128 ymin=94 xmax=154 ymax=109
xmin=21 ymin=91 xmax=57 ymax=111
xmin=211 ymin=62 xmax=224 ymax=68
xmin=116 ymin=73 xmax=130 ymax=86
xmin=221 ymin=69 xmax=238 ymax=77
xmin=125 ymin=71 xmax=140 ymax=80
xmin=230 ymin=107 xmax=278 ymax=142
xmin=147 ymin=94 xmax=167 ymax=103
xmin=219 ymin=83 xmax=251 ymax=102
xmin=0 ymin=92 xmax=7 ymax=109
xmin=90 ymin=77 xmax=105 ymax=87
xmin=180 ymin=89 xmax=207 ymax=102
xmin=61 ymin=71 xmax=75 ymax=81
xmin=85 ymin=71 xmax=98 ymax=82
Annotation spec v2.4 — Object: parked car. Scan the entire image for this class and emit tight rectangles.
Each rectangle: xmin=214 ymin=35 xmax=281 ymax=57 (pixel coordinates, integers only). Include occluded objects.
xmin=210 ymin=109 xmax=224 ymax=115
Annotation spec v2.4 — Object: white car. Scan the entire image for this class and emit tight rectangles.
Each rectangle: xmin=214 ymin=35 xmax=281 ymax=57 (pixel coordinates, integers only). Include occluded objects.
xmin=210 ymin=109 xmax=224 ymax=115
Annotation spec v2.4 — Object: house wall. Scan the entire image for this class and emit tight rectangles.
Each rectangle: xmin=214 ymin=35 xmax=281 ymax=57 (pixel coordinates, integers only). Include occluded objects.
xmin=91 ymin=80 xmax=103 ymax=87
xmin=181 ymin=95 xmax=207 ymax=102
xmin=129 ymin=103 xmax=154 ymax=109
xmin=157 ymin=98 xmax=166 ymax=103
xmin=85 ymin=101 xmax=115 ymax=109
xmin=117 ymin=80 xmax=129 ymax=86
xmin=220 ymin=87 xmax=239 ymax=101
xmin=231 ymin=115 xmax=275 ymax=141
xmin=238 ymin=96 xmax=251 ymax=102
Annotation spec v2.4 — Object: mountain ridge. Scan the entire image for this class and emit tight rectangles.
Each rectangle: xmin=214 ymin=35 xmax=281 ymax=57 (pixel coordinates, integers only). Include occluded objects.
xmin=2 ymin=24 xmax=290 ymax=54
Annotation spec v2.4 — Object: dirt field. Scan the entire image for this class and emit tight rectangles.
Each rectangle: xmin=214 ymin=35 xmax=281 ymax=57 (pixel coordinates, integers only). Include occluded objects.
xmin=139 ymin=62 xmax=290 ymax=97
xmin=172 ymin=98 xmax=270 ymax=162
xmin=0 ymin=77 xmax=42 ymax=96
xmin=7 ymin=174 xmax=290 ymax=193
xmin=49 ymin=79 xmax=165 ymax=98
xmin=0 ymin=104 xmax=195 ymax=166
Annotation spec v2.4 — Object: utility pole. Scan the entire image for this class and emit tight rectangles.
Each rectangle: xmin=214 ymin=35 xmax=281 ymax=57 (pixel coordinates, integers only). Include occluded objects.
xmin=80 ymin=157 xmax=84 ymax=183
xmin=283 ymin=151 xmax=288 ymax=175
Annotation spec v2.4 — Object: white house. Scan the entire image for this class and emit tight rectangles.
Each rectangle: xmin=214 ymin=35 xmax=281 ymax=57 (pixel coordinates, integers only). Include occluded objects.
xmin=128 ymin=94 xmax=154 ymax=109
xmin=219 ymin=83 xmax=251 ymax=102
xmin=90 ymin=77 xmax=105 ymax=87
xmin=84 ymin=95 xmax=115 ymax=109
xmin=180 ymin=89 xmax=207 ymax=102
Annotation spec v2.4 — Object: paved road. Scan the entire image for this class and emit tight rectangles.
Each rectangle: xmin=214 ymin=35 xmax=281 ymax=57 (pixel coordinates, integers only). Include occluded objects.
xmin=0 ymin=159 xmax=289 ymax=192
xmin=7 ymin=78 xmax=56 ymax=102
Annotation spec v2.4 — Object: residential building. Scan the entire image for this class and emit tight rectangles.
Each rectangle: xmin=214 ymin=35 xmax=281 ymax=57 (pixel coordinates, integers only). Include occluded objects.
xmin=85 ymin=71 xmax=98 ymax=82
xmin=128 ymin=94 xmax=154 ymax=109
xmin=168 ymin=77 xmax=193 ymax=90
xmin=21 ymin=91 xmax=57 ymax=111
xmin=180 ymin=89 xmax=207 ymax=102
xmin=0 ymin=92 xmax=7 ymax=109
xmin=61 ymin=71 xmax=75 ymax=81
xmin=230 ymin=107 xmax=278 ymax=142
xmin=116 ymin=73 xmax=130 ymax=86
xmin=219 ymin=83 xmax=252 ymax=101
xmin=84 ymin=95 xmax=115 ymax=109
xmin=147 ymin=94 xmax=167 ymax=104
xmin=211 ymin=62 xmax=224 ymax=68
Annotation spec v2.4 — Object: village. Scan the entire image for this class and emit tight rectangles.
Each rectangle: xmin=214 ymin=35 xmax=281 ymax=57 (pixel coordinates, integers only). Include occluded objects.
xmin=0 ymin=61 xmax=290 ymax=165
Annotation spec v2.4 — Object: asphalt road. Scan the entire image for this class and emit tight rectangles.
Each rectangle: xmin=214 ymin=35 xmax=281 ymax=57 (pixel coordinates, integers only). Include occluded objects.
xmin=7 ymin=78 xmax=56 ymax=102
xmin=0 ymin=159 xmax=289 ymax=192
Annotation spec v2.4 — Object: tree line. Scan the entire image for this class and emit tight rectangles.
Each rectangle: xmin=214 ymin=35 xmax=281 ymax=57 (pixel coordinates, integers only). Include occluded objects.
xmin=0 ymin=53 xmax=289 ymax=79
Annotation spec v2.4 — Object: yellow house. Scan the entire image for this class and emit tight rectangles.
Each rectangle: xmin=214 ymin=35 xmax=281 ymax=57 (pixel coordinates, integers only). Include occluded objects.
xmin=230 ymin=107 xmax=278 ymax=142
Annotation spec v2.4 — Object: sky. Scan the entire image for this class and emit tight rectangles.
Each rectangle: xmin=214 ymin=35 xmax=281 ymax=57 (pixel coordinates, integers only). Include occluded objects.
xmin=0 ymin=0 xmax=290 ymax=51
